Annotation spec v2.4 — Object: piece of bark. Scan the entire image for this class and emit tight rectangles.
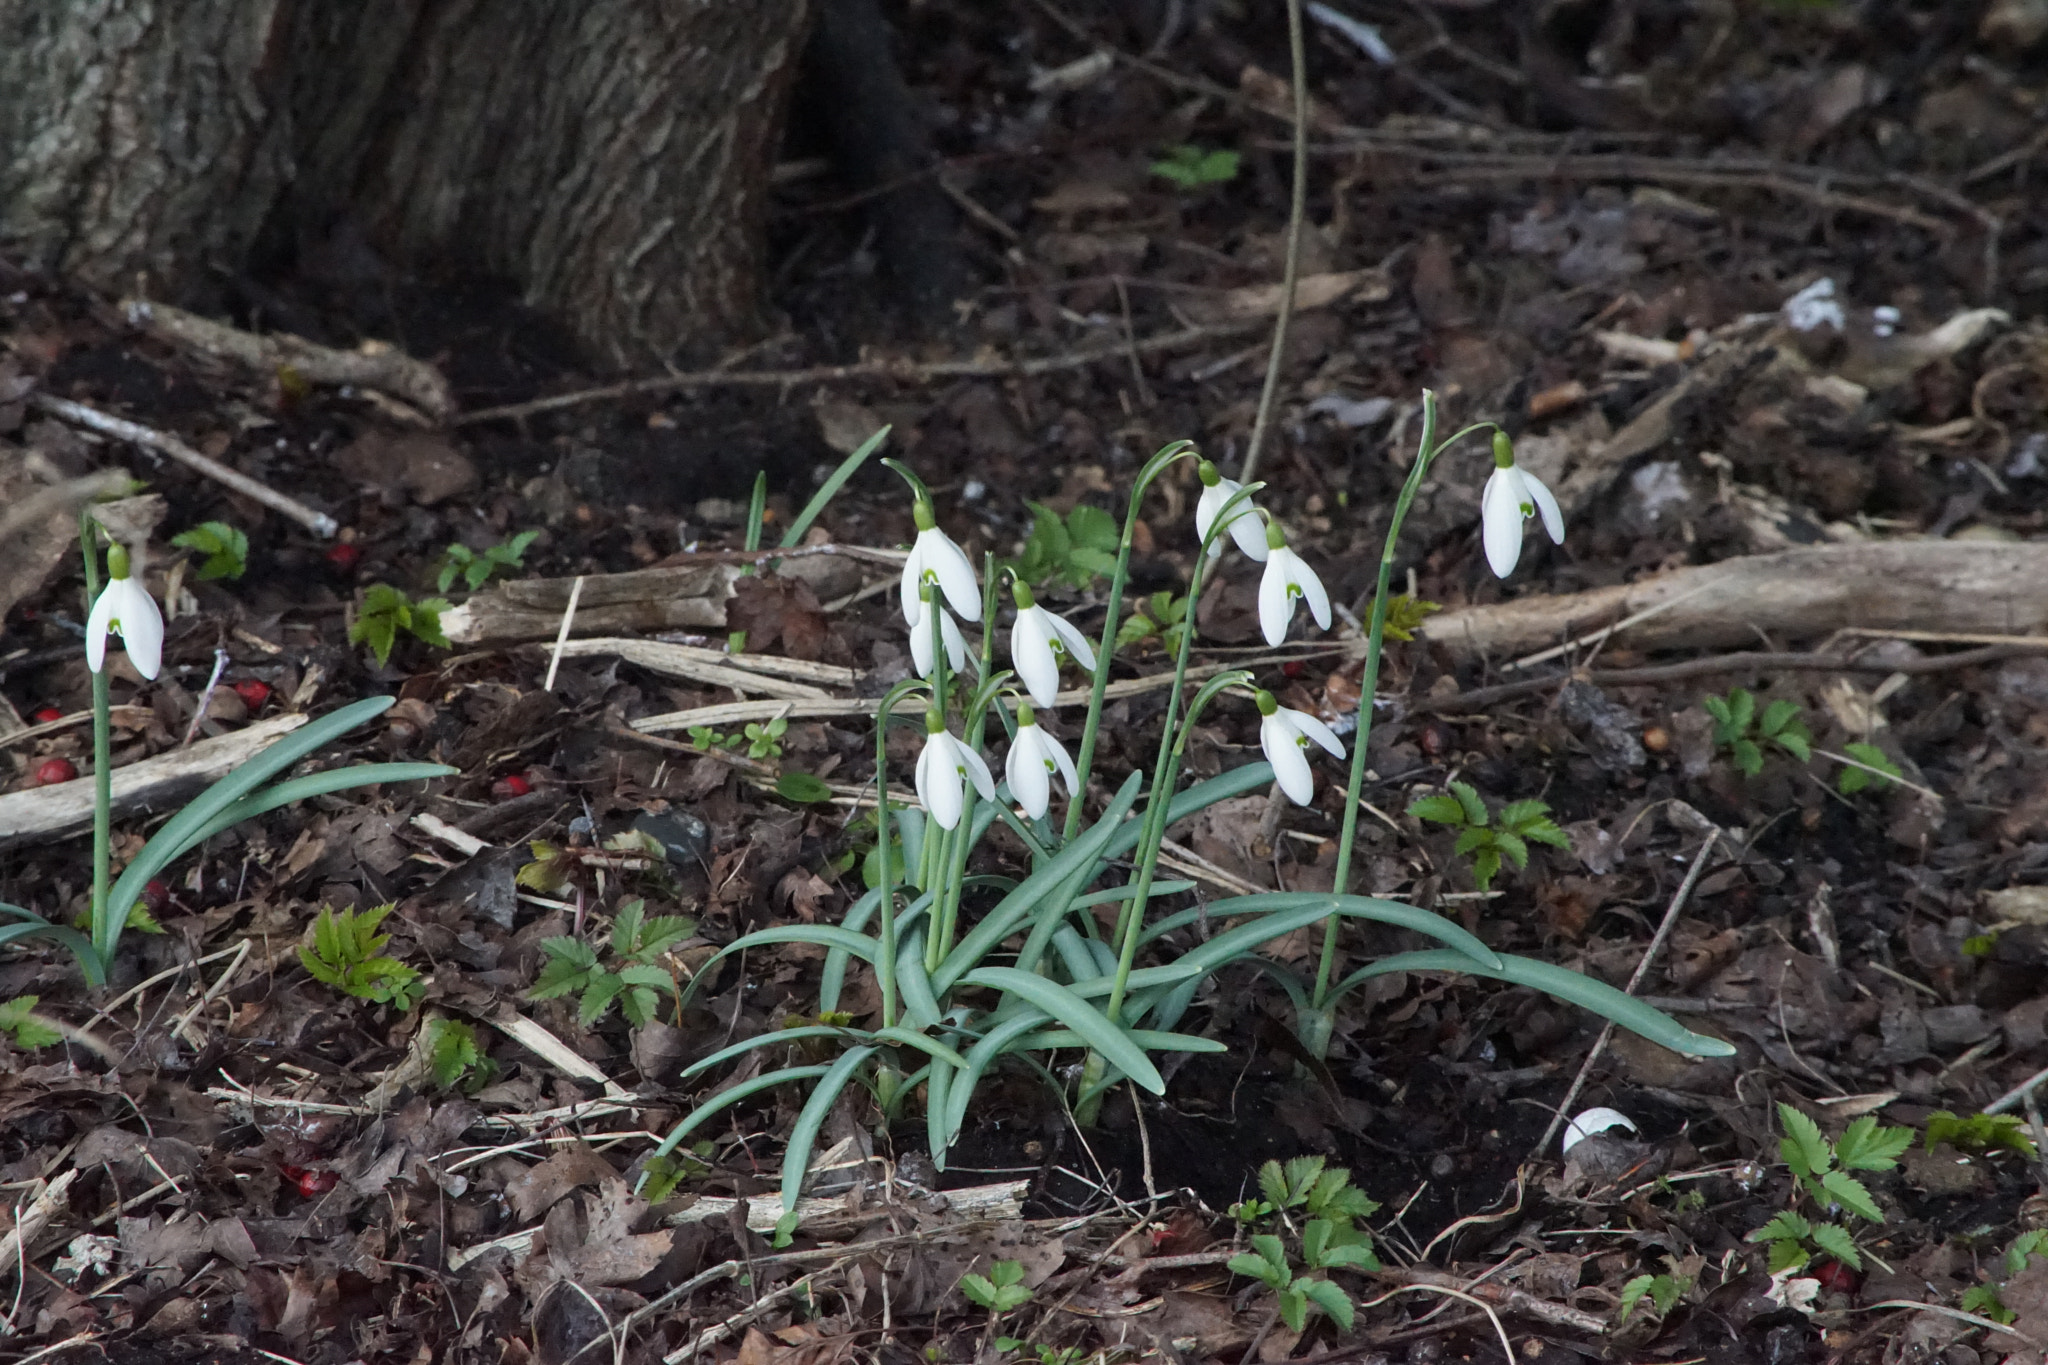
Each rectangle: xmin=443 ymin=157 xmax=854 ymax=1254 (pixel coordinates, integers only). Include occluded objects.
xmin=1420 ymin=541 xmax=2048 ymax=660
xmin=125 ymin=300 xmax=457 ymax=421
xmin=0 ymin=715 xmax=307 ymax=851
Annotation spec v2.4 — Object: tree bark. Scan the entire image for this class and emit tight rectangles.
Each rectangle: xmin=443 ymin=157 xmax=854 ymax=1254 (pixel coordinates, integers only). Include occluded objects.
xmin=0 ymin=0 xmax=809 ymax=370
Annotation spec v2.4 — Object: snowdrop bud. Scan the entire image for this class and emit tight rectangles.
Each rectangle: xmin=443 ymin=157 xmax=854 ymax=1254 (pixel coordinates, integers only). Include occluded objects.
xmin=1008 ymin=580 xmax=1096 ymax=708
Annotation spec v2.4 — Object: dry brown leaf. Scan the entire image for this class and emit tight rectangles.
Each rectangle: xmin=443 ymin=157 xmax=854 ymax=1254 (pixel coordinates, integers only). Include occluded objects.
xmin=506 ymin=1144 xmax=621 ymax=1223
xmin=1182 ymin=269 xmax=1390 ymax=323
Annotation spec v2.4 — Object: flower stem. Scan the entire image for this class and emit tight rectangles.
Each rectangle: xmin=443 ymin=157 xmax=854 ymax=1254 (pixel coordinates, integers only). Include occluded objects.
xmin=1307 ymin=395 xmax=1502 ymax=1039
xmin=78 ymin=512 xmax=114 ymax=954
xmin=1063 ymin=440 xmax=1198 ymax=842
xmin=871 ymin=680 xmax=925 ymax=1030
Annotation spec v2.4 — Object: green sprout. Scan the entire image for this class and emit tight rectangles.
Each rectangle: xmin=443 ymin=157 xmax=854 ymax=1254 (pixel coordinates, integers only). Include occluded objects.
xmin=1702 ymin=688 xmax=1810 ymax=777
xmin=1408 ymin=781 xmax=1569 ymax=892
xmin=1151 ymin=144 xmax=1241 ymax=189
xmin=349 ymin=584 xmax=451 ymax=666
xmin=529 ymin=899 xmax=695 ymax=1027
xmin=436 ymin=530 xmax=539 ymax=593
xmin=300 ymin=904 xmax=424 ymax=1010
xmin=169 ymin=521 xmax=249 ymax=581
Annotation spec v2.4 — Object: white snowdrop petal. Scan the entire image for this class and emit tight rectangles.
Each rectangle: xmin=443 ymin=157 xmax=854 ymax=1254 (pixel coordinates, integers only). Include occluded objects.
xmin=958 ymin=742 xmax=998 ymax=802
xmin=1560 ymin=1106 xmax=1638 ymax=1155
xmin=1006 ymin=734 xmax=1051 ymax=819
xmin=1526 ymin=471 xmax=1566 ymax=546
xmin=1287 ymin=708 xmax=1347 ymax=759
xmin=1257 ymin=555 xmax=1295 ymax=647
xmin=925 ymin=530 xmax=982 ymax=622
xmin=1293 ymin=554 xmax=1332 ymax=631
xmin=1043 ymin=727 xmax=1079 ymax=794
xmin=1047 ymin=610 xmax=1097 ymax=672
xmin=1010 ymin=610 xmax=1061 ymax=708
xmin=919 ymin=736 xmax=965 ymax=829
xmin=85 ymin=587 xmax=116 ymax=674
xmin=1481 ymin=469 xmax=1527 ymax=578
xmin=1260 ymin=713 xmax=1317 ymax=805
xmin=1228 ymin=504 xmax=1271 ymax=561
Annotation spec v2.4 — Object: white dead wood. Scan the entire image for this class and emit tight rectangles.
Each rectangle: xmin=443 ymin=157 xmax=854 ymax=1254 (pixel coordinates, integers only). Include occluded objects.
xmin=0 ymin=715 xmax=308 ymax=851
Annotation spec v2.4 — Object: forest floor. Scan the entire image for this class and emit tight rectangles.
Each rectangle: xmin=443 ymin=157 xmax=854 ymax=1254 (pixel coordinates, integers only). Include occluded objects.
xmin=3 ymin=2 xmax=2048 ymax=1364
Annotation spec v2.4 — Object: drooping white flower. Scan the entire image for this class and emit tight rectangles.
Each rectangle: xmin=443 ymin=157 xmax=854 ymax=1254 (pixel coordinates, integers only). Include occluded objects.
xmin=909 ymin=593 xmax=972 ymax=679
xmin=1480 ymin=431 xmax=1565 ymax=579
xmin=1004 ymin=706 xmax=1078 ymax=821
xmin=1008 ymin=582 xmax=1095 ymax=708
xmin=1257 ymin=690 xmax=1345 ymax=806
xmin=1194 ymin=459 xmax=1270 ymax=562
xmin=914 ymin=711 xmax=995 ymax=830
xmin=899 ymin=501 xmax=981 ymax=624
xmin=85 ymin=547 xmax=163 ymax=680
xmin=1256 ymin=524 xmax=1331 ymax=647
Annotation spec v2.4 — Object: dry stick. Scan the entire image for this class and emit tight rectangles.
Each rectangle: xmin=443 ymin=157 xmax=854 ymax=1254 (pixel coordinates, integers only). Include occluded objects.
xmin=1531 ymin=832 xmax=1720 ymax=1161
xmin=454 ymin=320 xmax=1264 ymax=427
xmin=1235 ymin=0 xmax=1310 ymax=489
xmin=542 ymin=574 xmax=586 ymax=692
xmin=1422 ymin=643 xmax=2043 ymax=716
xmin=1987 ymin=1062 xmax=2048 ymax=1116
xmin=29 ymin=394 xmax=339 ymax=538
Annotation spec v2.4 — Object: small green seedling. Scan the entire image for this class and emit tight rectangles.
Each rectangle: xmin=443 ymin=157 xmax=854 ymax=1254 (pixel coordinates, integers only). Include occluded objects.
xmin=1369 ymin=593 xmax=1441 ymax=643
xmin=300 ymin=904 xmax=424 ymax=1010
xmin=169 ymin=521 xmax=249 ymax=581
xmin=743 ymin=715 xmax=788 ymax=760
xmin=349 ymin=584 xmax=451 ymax=667
xmin=1116 ymin=590 xmax=1191 ymax=658
xmin=775 ymin=771 xmax=834 ymax=804
xmin=1746 ymin=1104 xmax=1910 ymax=1272
xmin=1960 ymin=1230 xmax=2048 ymax=1325
xmin=1408 ymin=781 xmax=1569 ymax=893
xmin=1835 ymin=742 xmax=1902 ymax=795
xmin=529 ymin=899 xmax=694 ymax=1027
xmin=636 ymin=1143 xmax=713 ymax=1204
xmin=1925 ymin=1110 xmax=2038 ymax=1160
xmin=436 ymin=530 xmax=539 ymax=593
xmin=1014 ymin=502 xmax=1119 ymax=591
xmin=995 ymin=1344 xmax=1081 ymax=1365
xmin=1151 ymin=144 xmax=1241 ymax=189
xmin=1617 ymin=1267 xmax=1693 ymax=1323
xmin=962 ymin=1260 xmax=1034 ymax=1315
xmin=425 ymin=1017 xmax=495 ymax=1092
xmin=0 ymin=997 xmax=60 ymax=1050
xmin=1703 ymin=688 xmax=1810 ymax=777
xmin=1225 ymin=1157 xmax=1380 ymax=1334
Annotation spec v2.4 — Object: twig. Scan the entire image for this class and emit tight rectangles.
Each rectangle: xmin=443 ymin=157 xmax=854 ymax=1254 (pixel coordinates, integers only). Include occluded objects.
xmin=1532 ymin=833 xmax=1718 ymax=1161
xmin=543 ymin=575 xmax=586 ymax=692
xmin=1987 ymin=1063 xmax=2048 ymax=1116
xmin=1237 ymin=0 xmax=1310 ymax=488
xmin=1422 ymin=644 xmax=2042 ymax=716
xmin=1358 ymin=1278 xmax=1523 ymax=1357
xmin=29 ymin=394 xmax=339 ymax=538
xmin=454 ymin=320 xmax=1264 ymax=427
xmin=180 ymin=647 xmax=230 ymax=747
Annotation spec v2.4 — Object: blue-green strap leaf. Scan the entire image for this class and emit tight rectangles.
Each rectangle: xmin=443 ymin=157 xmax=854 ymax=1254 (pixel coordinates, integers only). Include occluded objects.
xmin=781 ymin=1046 xmax=877 ymax=1214
xmin=1340 ymin=950 xmax=1737 ymax=1058
xmin=644 ymin=1065 xmax=832 ymax=1170
xmin=679 ymin=925 xmax=880 ymax=1008
xmin=960 ymin=966 xmax=1165 ymax=1094
xmin=681 ymin=1026 xmax=854 ymax=1080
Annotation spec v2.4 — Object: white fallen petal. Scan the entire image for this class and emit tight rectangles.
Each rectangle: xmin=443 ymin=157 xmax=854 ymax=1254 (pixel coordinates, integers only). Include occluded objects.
xmin=1560 ymin=1106 xmax=1639 ymax=1155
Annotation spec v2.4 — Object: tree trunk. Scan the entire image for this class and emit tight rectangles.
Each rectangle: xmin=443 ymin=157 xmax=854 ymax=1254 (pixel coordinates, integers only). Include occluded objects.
xmin=0 ymin=0 xmax=809 ymax=370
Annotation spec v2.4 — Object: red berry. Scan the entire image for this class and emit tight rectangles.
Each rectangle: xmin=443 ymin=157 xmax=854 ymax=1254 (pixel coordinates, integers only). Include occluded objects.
xmin=30 ymin=708 xmax=63 ymax=724
xmin=140 ymin=880 xmax=171 ymax=916
xmin=279 ymin=1163 xmax=337 ymax=1198
xmin=325 ymin=542 xmax=362 ymax=573
xmin=1282 ymin=660 xmax=1307 ymax=678
xmin=33 ymin=758 xmax=76 ymax=785
xmin=492 ymin=774 xmax=532 ymax=799
xmin=1811 ymin=1259 xmax=1860 ymax=1294
xmin=232 ymin=679 xmax=272 ymax=710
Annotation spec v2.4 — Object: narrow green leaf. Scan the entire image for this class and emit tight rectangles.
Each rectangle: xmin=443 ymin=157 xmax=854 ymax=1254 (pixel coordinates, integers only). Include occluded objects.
xmin=783 ymin=426 xmax=888 ymax=548
xmin=643 ymin=1065 xmax=833 ymax=1172
xmin=960 ymin=967 xmax=1165 ymax=1093
xmin=780 ymin=1046 xmax=876 ymax=1216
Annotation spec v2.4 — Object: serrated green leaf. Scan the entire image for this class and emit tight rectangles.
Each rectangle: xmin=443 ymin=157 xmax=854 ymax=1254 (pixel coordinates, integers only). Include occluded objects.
xmin=1766 ymin=1239 xmax=1810 ymax=1274
xmin=1493 ymin=831 xmax=1529 ymax=869
xmin=1302 ymin=1278 xmax=1354 ymax=1331
xmin=1450 ymin=781 xmax=1488 ymax=827
xmin=1808 ymin=1221 xmax=1863 ymax=1271
xmin=1834 ymin=1115 xmax=1911 ymax=1171
xmin=1750 ymin=1210 xmax=1812 ymax=1244
xmin=1820 ymin=1169 xmax=1883 ymax=1223
xmin=1617 ymin=1274 xmax=1655 ymax=1322
xmin=1277 ymin=1285 xmax=1308 ymax=1334
xmin=578 ymin=974 xmax=626 ymax=1027
xmin=1759 ymin=699 xmax=1803 ymax=738
xmin=1258 ymin=1159 xmax=1288 ymax=1210
xmin=1409 ymin=794 xmax=1467 ymax=826
xmin=1733 ymin=738 xmax=1762 ymax=776
xmin=1778 ymin=1104 xmax=1832 ymax=1178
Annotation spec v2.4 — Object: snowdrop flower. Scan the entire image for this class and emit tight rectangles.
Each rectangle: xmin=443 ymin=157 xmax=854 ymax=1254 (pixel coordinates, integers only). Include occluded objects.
xmin=85 ymin=545 xmax=163 ymax=680
xmin=1004 ymin=705 xmax=1078 ymax=821
xmin=900 ymin=501 xmax=981 ymax=624
xmin=909 ymin=592 xmax=972 ymax=679
xmin=1256 ymin=523 xmax=1331 ymax=647
xmin=1256 ymin=691 xmax=1345 ymax=806
xmin=1480 ymin=431 xmax=1564 ymax=579
xmin=1008 ymin=582 xmax=1095 ymax=708
xmin=914 ymin=710 xmax=995 ymax=830
xmin=1194 ymin=459 xmax=1269 ymax=562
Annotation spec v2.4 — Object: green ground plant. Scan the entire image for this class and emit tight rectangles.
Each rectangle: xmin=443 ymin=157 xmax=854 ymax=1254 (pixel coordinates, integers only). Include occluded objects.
xmin=1924 ymin=1110 xmax=2038 ymax=1159
xmin=1959 ymin=1230 xmax=2048 ymax=1324
xmin=436 ymin=529 xmax=538 ymax=592
xmin=1746 ymin=1104 xmax=1911 ymax=1273
xmin=1408 ymin=781 xmax=1569 ymax=892
xmin=300 ymin=904 xmax=425 ymax=1010
xmin=529 ymin=899 xmax=694 ymax=1027
xmin=1703 ymin=688 xmax=1811 ymax=777
xmin=1226 ymin=1159 xmax=1379 ymax=1334
xmin=169 ymin=520 xmax=249 ymax=580
xmin=424 ymin=1018 xmax=496 ymax=1092
xmin=1151 ymin=144 xmax=1240 ymax=188
xmin=349 ymin=584 xmax=451 ymax=666
xmin=0 ymin=997 xmax=60 ymax=1050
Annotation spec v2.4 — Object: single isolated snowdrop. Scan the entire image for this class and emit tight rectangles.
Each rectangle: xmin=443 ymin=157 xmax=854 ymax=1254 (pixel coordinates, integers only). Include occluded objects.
xmin=1256 ymin=690 xmax=1345 ymax=806
xmin=1256 ymin=522 xmax=1331 ymax=647
xmin=1194 ymin=459 xmax=1269 ymax=562
xmin=1004 ymin=704 xmax=1078 ymax=821
xmin=85 ymin=544 xmax=163 ymax=680
xmin=1008 ymin=581 xmax=1095 ymax=708
xmin=1480 ymin=431 xmax=1564 ymax=579
xmin=914 ymin=710 xmax=995 ymax=830
xmin=908 ymin=592 xmax=972 ymax=679
xmin=899 ymin=500 xmax=981 ymax=624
